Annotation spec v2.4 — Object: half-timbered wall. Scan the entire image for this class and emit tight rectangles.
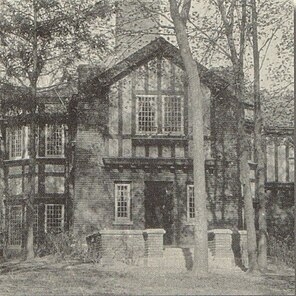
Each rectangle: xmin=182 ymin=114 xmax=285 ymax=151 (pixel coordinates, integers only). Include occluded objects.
xmin=1 ymin=122 xmax=71 ymax=249
xmin=108 ymin=57 xmax=212 ymax=159
xmin=74 ymin=56 xmax=244 ymax=244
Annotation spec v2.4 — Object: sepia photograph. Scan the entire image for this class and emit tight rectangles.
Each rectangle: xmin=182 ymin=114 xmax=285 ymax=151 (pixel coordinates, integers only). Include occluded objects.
xmin=0 ymin=0 xmax=294 ymax=295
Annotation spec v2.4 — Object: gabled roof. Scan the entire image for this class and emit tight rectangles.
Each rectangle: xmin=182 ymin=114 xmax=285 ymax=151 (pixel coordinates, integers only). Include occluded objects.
xmin=92 ymin=37 xmax=236 ymax=98
xmin=0 ymin=82 xmax=76 ymax=114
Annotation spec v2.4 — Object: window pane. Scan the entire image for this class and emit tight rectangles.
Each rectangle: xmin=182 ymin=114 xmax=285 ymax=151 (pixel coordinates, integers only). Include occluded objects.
xmin=115 ymin=184 xmax=130 ymax=219
xmin=163 ymin=96 xmax=183 ymax=133
xmin=34 ymin=205 xmax=38 ymax=240
xmin=266 ymin=143 xmax=275 ymax=181
xmin=136 ymin=96 xmax=157 ymax=133
xmin=187 ymin=185 xmax=195 ymax=219
xmin=46 ymin=204 xmax=64 ymax=234
xmin=46 ymin=125 xmax=64 ymax=156
xmin=8 ymin=127 xmax=23 ymax=159
xmin=8 ymin=205 xmax=22 ymax=246
xmin=278 ymin=145 xmax=286 ymax=182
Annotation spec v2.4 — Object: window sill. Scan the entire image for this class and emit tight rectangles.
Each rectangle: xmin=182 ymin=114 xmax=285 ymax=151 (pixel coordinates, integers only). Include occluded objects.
xmin=133 ymin=134 xmax=186 ymax=138
xmin=112 ymin=220 xmax=133 ymax=226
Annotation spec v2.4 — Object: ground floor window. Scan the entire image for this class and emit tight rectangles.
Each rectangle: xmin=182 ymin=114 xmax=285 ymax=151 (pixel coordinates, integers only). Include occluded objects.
xmin=8 ymin=205 xmax=23 ymax=246
xmin=45 ymin=204 xmax=64 ymax=234
xmin=187 ymin=185 xmax=195 ymax=221
xmin=115 ymin=183 xmax=131 ymax=222
xmin=33 ymin=205 xmax=38 ymax=239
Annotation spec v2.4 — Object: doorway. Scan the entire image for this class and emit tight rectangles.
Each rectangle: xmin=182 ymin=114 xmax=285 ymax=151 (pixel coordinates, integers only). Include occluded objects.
xmin=144 ymin=181 xmax=174 ymax=245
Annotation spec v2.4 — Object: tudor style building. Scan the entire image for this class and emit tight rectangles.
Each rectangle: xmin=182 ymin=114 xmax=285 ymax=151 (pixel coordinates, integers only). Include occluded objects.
xmin=74 ymin=37 xmax=253 ymax=245
xmin=0 ymin=0 xmax=293 ymax=254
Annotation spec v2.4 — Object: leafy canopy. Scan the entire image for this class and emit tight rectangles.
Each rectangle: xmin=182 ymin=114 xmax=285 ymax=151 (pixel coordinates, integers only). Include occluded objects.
xmin=0 ymin=0 xmax=112 ymax=88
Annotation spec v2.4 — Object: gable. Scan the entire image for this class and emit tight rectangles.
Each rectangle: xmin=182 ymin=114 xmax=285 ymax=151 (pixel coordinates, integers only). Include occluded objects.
xmin=93 ymin=38 xmax=234 ymax=101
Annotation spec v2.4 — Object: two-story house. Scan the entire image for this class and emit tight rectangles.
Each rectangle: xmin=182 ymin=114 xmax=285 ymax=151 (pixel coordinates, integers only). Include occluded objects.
xmin=0 ymin=0 xmax=293 ymax=254
xmin=74 ymin=37 xmax=249 ymax=245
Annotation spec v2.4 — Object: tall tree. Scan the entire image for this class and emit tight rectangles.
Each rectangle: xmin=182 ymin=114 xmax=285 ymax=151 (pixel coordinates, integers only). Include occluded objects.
xmin=216 ymin=0 xmax=258 ymax=272
xmin=250 ymin=0 xmax=266 ymax=271
xmin=0 ymin=0 xmax=110 ymax=259
xmin=169 ymin=0 xmax=208 ymax=275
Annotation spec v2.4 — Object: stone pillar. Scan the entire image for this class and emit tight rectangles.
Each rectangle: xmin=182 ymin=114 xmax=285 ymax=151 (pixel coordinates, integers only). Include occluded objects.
xmin=239 ymin=230 xmax=248 ymax=268
xmin=208 ymin=229 xmax=235 ymax=269
xmin=143 ymin=229 xmax=165 ymax=266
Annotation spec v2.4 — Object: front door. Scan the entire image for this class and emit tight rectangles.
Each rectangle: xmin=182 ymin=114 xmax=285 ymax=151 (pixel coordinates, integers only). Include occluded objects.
xmin=144 ymin=181 xmax=174 ymax=245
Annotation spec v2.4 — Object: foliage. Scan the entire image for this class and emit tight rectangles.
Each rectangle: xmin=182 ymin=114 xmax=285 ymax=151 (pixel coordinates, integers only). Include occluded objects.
xmin=112 ymin=236 xmax=145 ymax=266
xmin=262 ymin=90 xmax=294 ymax=128
xmin=268 ymin=236 xmax=294 ymax=268
xmin=0 ymin=0 xmax=112 ymax=88
xmin=267 ymin=205 xmax=294 ymax=247
xmin=35 ymin=232 xmax=101 ymax=263
xmin=267 ymin=204 xmax=294 ymax=267
xmin=185 ymin=0 xmax=293 ymax=94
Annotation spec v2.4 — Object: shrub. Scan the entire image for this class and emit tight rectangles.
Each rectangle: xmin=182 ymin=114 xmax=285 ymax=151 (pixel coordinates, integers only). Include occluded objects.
xmin=267 ymin=205 xmax=294 ymax=268
xmin=112 ymin=236 xmax=144 ymax=265
xmin=268 ymin=235 xmax=294 ymax=268
xmin=35 ymin=232 xmax=101 ymax=263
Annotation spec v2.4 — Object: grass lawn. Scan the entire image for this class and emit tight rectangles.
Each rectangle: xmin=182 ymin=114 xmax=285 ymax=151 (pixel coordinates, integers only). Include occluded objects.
xmin=0 ymin=257 xmax=294 ymax=295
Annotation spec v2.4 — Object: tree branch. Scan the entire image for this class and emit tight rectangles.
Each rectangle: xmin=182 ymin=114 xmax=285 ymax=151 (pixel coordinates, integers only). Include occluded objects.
xmin=180 ymin=0 xmax=191 ymax=24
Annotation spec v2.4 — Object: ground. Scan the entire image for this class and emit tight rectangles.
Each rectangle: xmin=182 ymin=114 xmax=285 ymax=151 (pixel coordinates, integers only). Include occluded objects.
xmin=0 ymin=257 xmax=294 ymax=295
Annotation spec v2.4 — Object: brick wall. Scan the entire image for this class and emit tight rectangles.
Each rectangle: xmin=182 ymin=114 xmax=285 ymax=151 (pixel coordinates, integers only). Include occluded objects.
xmin=98 ymin=229 xmax=145 ymax=264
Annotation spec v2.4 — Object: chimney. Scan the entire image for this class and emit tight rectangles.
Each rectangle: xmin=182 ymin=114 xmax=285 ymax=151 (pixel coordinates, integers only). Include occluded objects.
xmin=115 ymin=0 xmax=163 ymax=60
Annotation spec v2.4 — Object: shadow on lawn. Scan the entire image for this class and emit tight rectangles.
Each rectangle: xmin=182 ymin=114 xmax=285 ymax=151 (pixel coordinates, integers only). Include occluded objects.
xmin=0 ymin=259 xmax=88 ymax=275
xmin=0 ymin=259 xmax=131 ymax=280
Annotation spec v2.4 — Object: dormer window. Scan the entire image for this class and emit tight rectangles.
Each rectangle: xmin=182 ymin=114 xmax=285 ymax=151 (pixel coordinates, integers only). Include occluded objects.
xmin=136 ymin=95 xmax=184 ymax=135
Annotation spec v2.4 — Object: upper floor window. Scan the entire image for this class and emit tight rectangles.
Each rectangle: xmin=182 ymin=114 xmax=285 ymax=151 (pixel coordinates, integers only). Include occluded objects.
xmin=187 ymin=185 xmax=195 ymax=221
xmin=45 ymin=124 xmax=65 ymax=157
xmin=7 ymin=127 xmax=24 ymax=159
xmin=115 ymin=183 xmax=131 ymax=223
xmin=136 ymin=95 xmax=184 ymax=135
xmin=136 ymin=96 xmax=158 ymax=134
xmin=163 ymin=96 xmax=183 ymax=134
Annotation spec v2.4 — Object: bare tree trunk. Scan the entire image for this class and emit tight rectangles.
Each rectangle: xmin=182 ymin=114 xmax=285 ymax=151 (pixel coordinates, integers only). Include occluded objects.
xmin=235 ymin=65 xmax=258 ymax=272
xmin=251 ymin=0 xmax=267 ymax=271
xmin=169 ymin=0 xmax=208 ymax=275
xmin=217 ymin=0 xmax=258 ymax=272
xmin=23 ymin=0 xmax=38 ymax=260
